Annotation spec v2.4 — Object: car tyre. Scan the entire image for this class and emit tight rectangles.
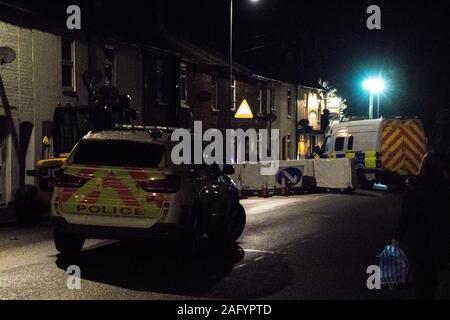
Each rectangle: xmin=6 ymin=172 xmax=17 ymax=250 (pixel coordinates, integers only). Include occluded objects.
xmin=54 ymin=232 xmax=85 ymax=255
xmin=212 ymin=203 xmax=246 ymax=246
xmin=227 ymin=203 xmax=247 ymax=243
xmin=14 ymin=185 xmax=43 ymax=226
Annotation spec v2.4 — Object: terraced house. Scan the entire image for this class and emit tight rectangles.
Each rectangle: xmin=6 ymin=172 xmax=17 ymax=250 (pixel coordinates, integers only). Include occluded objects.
xmin=0 ymin=1 xmax=326 ymax=216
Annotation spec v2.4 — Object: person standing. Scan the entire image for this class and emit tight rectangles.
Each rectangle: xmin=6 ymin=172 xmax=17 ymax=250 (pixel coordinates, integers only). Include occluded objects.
xmin=394 ymin=151 xmax=450 ymax=299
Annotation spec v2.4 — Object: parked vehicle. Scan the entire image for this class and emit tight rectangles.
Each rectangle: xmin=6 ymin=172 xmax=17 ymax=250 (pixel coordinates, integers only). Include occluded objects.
xmin=319 ymin=118 xmax=427 ymax=189
xmin=51 ymin=126 xmax=246 ymax=256
xmin=14 ymin=91 xmax=136 ymax=225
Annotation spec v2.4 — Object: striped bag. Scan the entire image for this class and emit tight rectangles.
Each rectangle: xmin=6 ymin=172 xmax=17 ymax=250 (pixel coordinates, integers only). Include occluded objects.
xmin=377 ymin=245 xmax=410 ymax=285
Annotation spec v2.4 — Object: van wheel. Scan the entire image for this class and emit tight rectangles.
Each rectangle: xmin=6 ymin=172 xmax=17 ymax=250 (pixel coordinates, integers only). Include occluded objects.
xmin=54 ymin=232 xmax=85 ymax=255
xmin=14 ymin=185 xmax=42 ymax=226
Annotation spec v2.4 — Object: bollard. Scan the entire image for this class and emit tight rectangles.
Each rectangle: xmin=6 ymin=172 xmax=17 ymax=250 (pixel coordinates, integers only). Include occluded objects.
xmin=280 ymin=177 xmax=290 ymax=197
xmin=259 ymin=183 xmax=270 ymax=198
xmin=238 ymin=175 xmax=248 ymax=199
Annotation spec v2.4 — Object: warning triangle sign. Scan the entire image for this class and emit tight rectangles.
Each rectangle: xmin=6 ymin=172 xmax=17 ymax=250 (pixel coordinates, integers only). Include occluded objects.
xmin=234 ymin=99 xmax=254 ymax=119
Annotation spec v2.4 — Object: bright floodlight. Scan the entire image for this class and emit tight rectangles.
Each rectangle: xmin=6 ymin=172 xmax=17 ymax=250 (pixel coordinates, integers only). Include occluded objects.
xmin=363 ymin=78 xmax=385 ymax=94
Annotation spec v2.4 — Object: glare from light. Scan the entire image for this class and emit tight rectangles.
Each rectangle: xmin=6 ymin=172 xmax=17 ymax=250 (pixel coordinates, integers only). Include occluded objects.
xmin=363 ymin=78 xmax=385 ymax=94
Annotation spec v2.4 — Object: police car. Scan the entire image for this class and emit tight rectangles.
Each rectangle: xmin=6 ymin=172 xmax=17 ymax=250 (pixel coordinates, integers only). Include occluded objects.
xmin=51 ymin=126 xmax=246 ymax=255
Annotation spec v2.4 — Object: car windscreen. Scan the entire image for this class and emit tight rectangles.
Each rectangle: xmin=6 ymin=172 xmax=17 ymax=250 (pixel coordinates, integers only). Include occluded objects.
xmin=70 ymin=140 xmax=166 ymax=168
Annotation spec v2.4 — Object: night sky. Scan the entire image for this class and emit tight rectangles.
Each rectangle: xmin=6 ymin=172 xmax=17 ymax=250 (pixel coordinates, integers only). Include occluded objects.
xmin=160 ymin=0 xmax=449 ymax=129
xmin=5 ymin=0 xmax=450 ymax=130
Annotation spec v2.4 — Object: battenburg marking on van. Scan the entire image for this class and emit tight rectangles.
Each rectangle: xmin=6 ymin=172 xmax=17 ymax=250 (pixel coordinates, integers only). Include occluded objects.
xmin=381 ymin=119 xmax=426 ymax=176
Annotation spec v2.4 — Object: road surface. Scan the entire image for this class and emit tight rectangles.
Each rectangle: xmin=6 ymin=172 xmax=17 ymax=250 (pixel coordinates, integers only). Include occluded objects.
xmin=0 ymin=190 xmax=413 ymax=300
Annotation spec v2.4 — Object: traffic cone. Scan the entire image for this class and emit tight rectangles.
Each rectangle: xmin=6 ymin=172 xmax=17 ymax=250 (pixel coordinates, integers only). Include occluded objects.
xmin=280 ymin=177 xmax=290 ymax=197
xmin=238 ymin=175 xmax=247 ymax=199
xmin=259 ymin=182 xmax=270 ymax=198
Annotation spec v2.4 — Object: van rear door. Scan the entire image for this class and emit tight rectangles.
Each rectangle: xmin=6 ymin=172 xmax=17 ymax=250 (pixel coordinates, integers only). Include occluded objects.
xmin=381 ymin=119 xmax=426 ymax=176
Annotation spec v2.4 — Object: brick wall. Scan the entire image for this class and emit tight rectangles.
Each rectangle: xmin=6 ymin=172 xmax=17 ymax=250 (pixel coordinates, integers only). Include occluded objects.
xmin=0 ymin=21 xmax=34 ymax=122
xmin=1 ymin=19 xmax=144 ymax=199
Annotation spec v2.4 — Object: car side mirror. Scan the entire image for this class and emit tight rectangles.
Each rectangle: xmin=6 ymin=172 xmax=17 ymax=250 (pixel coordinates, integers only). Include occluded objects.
xmin=222 ymin=164 xmax=235 ymax=175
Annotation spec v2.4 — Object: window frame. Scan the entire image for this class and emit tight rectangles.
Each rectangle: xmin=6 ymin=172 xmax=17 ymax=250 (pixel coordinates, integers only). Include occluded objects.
xmin=230 ymin=78 xmax=238 ymax=112
xmin=61 ymin=39 xmax=76 ymax=93
xmin=270 ymin=84 xmax=277 ymax=112
xmin=287 ymin=88 xmax=293 ymax=119
xmin=180 ymin=62 xmax=189 ymax=108
xmin=211 ymin=76 xmax=220 ymax=112
xmin=257 ymin=86 xmax=264 ymax=116
xmin=104 ymin=45 xmax=116 ymax=86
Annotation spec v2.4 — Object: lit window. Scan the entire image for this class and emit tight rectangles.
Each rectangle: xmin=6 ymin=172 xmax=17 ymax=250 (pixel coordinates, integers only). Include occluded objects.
xmin=308 ymin=111 xmax=317 ymax=127
xmin=62 ymin=39 xmax=75 ymax=92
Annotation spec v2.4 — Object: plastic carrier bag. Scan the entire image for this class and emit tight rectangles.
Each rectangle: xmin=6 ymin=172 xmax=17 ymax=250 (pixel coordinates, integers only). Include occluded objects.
xmin=377 ymin=245 xmax=410 ymax=285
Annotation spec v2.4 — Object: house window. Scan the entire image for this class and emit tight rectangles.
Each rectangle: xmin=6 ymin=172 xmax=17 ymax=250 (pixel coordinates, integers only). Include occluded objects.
xmin=271 ymin=84 xmax=277 ymax=112
xmin=217 ymin=79 xmax=228 ymax=111
xmin=257 ymin=85 xmax=264 ymax=116
xmin=156 ymin=58 xmax=168 ymax=105
xmin=266 ymin=85 xmax=272 ymax=114
xmin=180 ymin=63 xmax=188 ymax=107
xmin=104 ymin=45 xmax=115 ymax=86
xmin=287 ymin=88 xmax=293 ymax=118
xmin=309 ymin=111 xmax=318 ymax=128
xmin=211 ymin=76 xmax=220 ymax=112
xmin=61 ymin=39 xmax=75 ymax=92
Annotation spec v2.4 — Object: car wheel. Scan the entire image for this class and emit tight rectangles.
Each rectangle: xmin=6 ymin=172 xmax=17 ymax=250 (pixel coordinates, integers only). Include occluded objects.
xmin=54 ymin=232 xmax=85 ymax=255
xmin=14 ymin=185 xmax=42 ymax=226
xmin=227 ymin=203 xmax=247 ymax=243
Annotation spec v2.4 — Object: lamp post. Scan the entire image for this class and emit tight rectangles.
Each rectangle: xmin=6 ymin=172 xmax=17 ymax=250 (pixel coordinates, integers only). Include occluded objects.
xmin=228 ymin=0 xmax=260 ymax=130
xmin=363 ymin=77 xmax=385 ymax=119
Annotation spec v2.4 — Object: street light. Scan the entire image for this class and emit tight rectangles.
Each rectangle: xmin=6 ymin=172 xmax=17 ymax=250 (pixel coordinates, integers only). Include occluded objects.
xmin=363 ymin=77 xmax=385 ymax=119
xmin=228 ymin=0 xmax=260 ymax=129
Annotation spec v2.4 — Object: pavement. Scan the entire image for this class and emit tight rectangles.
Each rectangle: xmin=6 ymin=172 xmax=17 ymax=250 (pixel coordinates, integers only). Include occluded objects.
xmin=0 ymin=189 xmax=449 ymax=300
xmin=0 ymin=206 xmax=15 ymax=227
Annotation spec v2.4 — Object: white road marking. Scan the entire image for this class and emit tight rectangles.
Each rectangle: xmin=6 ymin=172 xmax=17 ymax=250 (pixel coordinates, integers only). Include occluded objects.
xmin=244 ymin=249 xmax=275 ymax=255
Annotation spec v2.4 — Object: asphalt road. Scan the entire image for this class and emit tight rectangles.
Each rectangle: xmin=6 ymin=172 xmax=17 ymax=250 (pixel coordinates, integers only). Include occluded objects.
xmin=0 ymin=190 xmax=410 ymax=300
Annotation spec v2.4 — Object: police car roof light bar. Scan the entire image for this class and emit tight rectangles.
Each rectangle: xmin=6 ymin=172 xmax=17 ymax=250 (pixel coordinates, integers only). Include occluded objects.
xmin=114 ymin=124 xmax=180 ymax=133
